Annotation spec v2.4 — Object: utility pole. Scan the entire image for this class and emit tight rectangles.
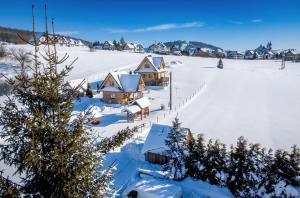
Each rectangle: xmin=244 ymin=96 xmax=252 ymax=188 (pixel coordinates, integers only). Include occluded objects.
xmin=169 ymin=72 xmax=172 ymax=110
xmin=281 ymin=54 xmax=285 ymax=70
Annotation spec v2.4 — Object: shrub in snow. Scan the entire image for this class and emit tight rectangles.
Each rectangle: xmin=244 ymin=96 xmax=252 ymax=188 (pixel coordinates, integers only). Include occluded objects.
xmin=164 ymin=117 xmax=187 ymax=180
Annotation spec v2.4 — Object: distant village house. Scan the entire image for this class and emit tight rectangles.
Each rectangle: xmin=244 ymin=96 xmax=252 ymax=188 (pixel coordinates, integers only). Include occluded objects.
xmin=102 ymin=41 xmax=115 ymax=50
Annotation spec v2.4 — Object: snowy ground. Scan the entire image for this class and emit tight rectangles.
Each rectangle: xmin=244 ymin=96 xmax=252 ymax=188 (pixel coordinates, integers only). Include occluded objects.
xmin=50 ymin=46 xmax=300 ymax=151
xmin=1 ymin=45 xmax=300 ymax=196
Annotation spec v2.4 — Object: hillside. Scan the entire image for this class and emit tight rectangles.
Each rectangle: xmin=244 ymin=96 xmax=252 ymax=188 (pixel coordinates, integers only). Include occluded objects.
xmin=164 ymin=40 xmax=222 ymax=50
xmin=0 ymin=26 xmax=91 ymax=46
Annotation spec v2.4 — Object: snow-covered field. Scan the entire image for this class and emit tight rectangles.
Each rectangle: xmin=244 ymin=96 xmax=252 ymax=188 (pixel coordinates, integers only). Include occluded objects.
xmin=1 ymin=45 xmax=300 ymax=196
xmin=36 ymin=45 xmax=300 ymax=151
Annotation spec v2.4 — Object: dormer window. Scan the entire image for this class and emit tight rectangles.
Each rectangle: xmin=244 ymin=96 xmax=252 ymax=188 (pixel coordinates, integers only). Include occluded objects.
xmin=109 ymin=81 xmax=114 ymax=86
xmin=145 ymin=64 xmax=150 ymax=68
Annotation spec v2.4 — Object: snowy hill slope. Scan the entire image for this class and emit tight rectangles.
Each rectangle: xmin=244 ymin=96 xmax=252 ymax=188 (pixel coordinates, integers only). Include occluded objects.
xmin=2 ymin=44 xmax=300 ymax=150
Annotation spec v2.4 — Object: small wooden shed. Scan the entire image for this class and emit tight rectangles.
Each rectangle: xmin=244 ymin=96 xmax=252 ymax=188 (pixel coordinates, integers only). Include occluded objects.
xmin=124 ymin=97 xmax=151 ymax=122
xmin=142 ymin=124 xmax=190 ymax=165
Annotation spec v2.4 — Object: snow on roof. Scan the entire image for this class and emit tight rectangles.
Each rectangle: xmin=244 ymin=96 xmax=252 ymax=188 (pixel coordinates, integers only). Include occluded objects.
xmin=145 ymin=56 xmax=164 ymax=71
xmin=122 ymin=179 xmax=182 ymax=198
xmin=142 ymin=124 xmax=171 ymax=154
xmin=135 ymin=97 xmax=151 ymax=108
xmin=102 ymin=71 xmax=142 ymax=93
xmin=142 ymin=124 xmax=189 ymax=155
xmin=125 ymin=43 xmax=135 ymax=49
xmin=120 ymin=74 xmax=140 ymax=92
xmin=104 ymin=41 xmax=114 ymax=46
xmin=67 ymin=78 xmax=87 ymax=92
xmin=124 ymin=105 xmax=141 ymax=114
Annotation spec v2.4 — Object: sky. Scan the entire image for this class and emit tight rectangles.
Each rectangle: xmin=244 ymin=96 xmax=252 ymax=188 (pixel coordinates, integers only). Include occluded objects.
xmin=0 ymin=0 xmax=300 ymax=50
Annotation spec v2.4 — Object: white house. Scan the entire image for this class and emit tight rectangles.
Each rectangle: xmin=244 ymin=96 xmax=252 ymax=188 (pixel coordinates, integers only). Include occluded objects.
xmin=148 ymin=42 xmax=169 ymax=54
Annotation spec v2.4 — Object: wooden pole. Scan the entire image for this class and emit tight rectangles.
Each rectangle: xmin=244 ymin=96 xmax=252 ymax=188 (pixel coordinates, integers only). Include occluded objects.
xmin=169 ymin=71 xmax=172 ymax=110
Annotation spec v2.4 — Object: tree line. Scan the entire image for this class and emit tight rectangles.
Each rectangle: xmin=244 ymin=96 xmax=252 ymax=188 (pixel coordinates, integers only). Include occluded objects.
xmin=164 ymin=118 xmax=300 ymax=197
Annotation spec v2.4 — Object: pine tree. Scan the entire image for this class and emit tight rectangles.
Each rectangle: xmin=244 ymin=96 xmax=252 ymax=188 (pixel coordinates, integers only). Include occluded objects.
xmin=119 ymin=36 xmax=126 ymax=50
xmin=164 ymin=117 xmax=187 ymax=180
xmin=204 ymin=140 xmax=228 ymax=186
xmin=96 ymin=82 xmax=101 ymax=93
xmin=217 ymin=58 xmax=223 ymax=69
xmin=289 ymin=145 xmax=300 ymax=187
xmin=0 ymin=172 xmax=20 ymax=197
xmin=227 ymin=137 xmax=252 ymax=197
xmin=86 ymin=83 xmax=93 ymax=98
xmin=185 ymin=131 xmax=198 ymax=177
xmin=0 ymin=5 xmax=113 ymax=197
xmin=194 ymin=134 xmax=207 ymax=180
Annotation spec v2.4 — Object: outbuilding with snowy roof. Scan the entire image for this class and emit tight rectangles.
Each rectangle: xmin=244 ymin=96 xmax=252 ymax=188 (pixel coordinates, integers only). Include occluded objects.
xmin=123 ymin=97 xmax=151 ymax=122
xmin=142 ymin=124 xmax=190 ymax=164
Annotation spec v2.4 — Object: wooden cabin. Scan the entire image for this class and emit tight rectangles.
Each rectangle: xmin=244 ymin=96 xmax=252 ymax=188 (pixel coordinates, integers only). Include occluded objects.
xmin=124 ymin=97 xmax=151 ymax=122
xmin=134 ymin=56 xmax=169 ymax=87
xmin=102 ymin=41 xmax=115 ymax=50
xmin=142 ymin=124 xmax=190 ymax=165
xmin=285 ymin=50 xmax=299 ymax=61
xmin=99 ymin=72 xmax=145 ymax=104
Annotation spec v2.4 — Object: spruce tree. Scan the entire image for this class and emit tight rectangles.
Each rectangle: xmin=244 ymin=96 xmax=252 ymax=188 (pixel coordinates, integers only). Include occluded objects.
xmin=217 ymin=58 xmax=223 ymax=69
xmin=97 ymin=82 xmax=101 ymax=93
xmin=194 ymin=134 xmax=207 ymax=180
xmin=0 ymin=5 xmax=113 ymax=197
xmin=185 ymin=131 xmax=198 ymax=178
xmin=164 ymin=117 xmax=187 ymax=180
xmin=86 ymin=83 xmax=93 ymax=98
xmin=204 ymin=140 xmax=228 ymax=186
xmin=289 ymin=145 xmax=300 ymax=187
xmin=263 ymin=148 xmax=300 ymax=197
xmin=227 ymin=137 xmax=252 ymax=197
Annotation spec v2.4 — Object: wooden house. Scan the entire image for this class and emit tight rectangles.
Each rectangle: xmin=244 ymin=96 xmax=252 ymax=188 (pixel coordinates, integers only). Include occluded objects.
xmin=244 ymin=50 xmax=255 ymax=59
xmin=99 ymin=71 xmax=145 ymax=104
xmin=124 ymin=97 xmax=151 ymax=122
xmin=193 ymin=47 xmax=211 ymax=57
xmin=102 ymin=41 xmax=115 ymax=50
xmin=285 ymin=50 xmax=299 ymax=61
xmin=142 ymin=124 xmax=190 ymax=165
xmin=134 ymin=56 xmax=169 ymax=86
xmin=226 ymin=51 xmax=244 ymax=59
xmin=124 ymin=43 xmax=135 ymax=52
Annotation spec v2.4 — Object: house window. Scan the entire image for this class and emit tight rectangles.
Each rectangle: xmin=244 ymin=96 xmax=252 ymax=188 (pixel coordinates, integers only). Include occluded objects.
xmin=143 ymin=74 xmax=146 ymax=78
xmin=109 ymin=81 xmax=114 ymax=86
xmin=145 ymin=64 xmax=150 ymax=68
xmin=148 ymin=74 xmax=153 ymax=78
xmin=111 ymin=93 xmax=116 ymax=99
